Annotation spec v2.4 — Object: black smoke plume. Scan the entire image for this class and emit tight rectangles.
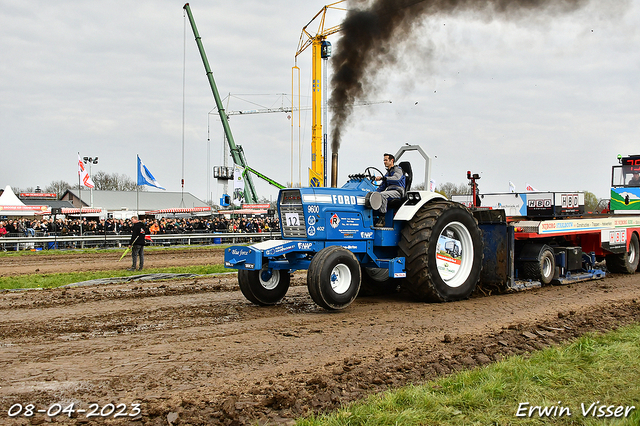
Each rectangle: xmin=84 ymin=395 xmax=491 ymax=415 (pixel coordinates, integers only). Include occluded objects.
xmin=329 ymin=0 xmax=589 ymax=153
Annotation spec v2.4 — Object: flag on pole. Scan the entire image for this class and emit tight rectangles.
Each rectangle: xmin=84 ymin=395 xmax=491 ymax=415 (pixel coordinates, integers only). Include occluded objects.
xmin=137 ymin=155 xmax=165 ymax=190
xmin=233 ymin=165 xmax=245 ymax=205
xmin=509 ymin=181 xmax=516 ymax=193
xmin=233 ymin=165 xmax=245 ymax=191
xmin=429 ymin=179 xmax=436 ymax=192
xmin=78 ymin=154 xmax=95 ymax=188
xmin=525 ymin=183 xmax=538 ymax=192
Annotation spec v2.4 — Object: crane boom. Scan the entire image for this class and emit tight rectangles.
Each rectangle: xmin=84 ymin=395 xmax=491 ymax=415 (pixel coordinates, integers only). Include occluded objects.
xmin=225 ymin=100 xmax=392 ymax=116
xmin=183 ymin=4 xmax=286 ymax=202
xmin=246 ymin=167 xmax=286 ymax=190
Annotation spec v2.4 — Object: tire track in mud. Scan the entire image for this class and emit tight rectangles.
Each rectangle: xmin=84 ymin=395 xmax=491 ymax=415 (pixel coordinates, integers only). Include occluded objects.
xmin=0 ymin=286 xmax=316 ymax=346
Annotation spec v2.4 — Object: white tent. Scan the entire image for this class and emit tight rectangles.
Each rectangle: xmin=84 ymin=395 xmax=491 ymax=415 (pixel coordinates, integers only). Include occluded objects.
xmin=0 ymin=185 xmax=25 ymax=206
xmin=0 ymin=186 xmax=46 ymax=216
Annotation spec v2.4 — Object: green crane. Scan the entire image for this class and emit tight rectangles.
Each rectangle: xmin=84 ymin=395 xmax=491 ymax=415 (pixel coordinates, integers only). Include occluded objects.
xmin=183 ymin=3 xmax=285 ymax=204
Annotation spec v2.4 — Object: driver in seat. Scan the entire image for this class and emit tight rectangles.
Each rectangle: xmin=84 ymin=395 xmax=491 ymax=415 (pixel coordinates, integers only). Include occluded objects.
xmin=373 ymin=153 xmax=405 ymax=227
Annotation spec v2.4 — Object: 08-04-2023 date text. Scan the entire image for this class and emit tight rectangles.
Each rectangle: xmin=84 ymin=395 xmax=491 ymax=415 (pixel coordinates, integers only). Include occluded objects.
xmin=7 ymin=402 xmax=141 ymax=419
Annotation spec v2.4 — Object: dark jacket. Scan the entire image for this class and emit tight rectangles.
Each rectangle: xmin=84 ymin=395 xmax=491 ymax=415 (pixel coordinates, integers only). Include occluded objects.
xmin=377 ymin=165 xmax=406 ymax=194
xmin=130 ymin=221 xmax=146 ymax=246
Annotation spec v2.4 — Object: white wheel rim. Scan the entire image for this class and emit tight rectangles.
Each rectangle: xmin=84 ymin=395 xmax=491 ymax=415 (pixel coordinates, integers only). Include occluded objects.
xmin=629 ymin=240 xmax=637 ymax=264
xmin=330 ymin=264 xmax=352 ymax=294
xmin=542 ymin=255 xmax=553 ymax=279
xmin=435 ymin=221 xmax=474 ymax=288
xmin=260 ymin=269 xmax=280 ymax=290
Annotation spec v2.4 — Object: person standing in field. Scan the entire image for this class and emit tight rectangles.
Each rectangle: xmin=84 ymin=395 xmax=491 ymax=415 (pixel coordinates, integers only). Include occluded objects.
xmin=127 ymin=216 xmax=147 ymax=271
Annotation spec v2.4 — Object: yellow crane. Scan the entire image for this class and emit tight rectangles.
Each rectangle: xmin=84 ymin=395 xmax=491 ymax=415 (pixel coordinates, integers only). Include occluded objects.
xmin=293 ymin=0 xmax=346 ymax=187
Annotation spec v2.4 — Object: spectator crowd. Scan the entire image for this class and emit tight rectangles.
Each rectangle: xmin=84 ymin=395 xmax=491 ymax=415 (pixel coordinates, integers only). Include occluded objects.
xmin=0 ymin=216 xmax=280 ymax=238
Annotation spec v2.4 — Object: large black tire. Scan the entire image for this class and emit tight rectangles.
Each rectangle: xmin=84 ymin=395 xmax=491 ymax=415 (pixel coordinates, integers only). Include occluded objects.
xmin=307 ymin=246 xmax=361 ymax=310
xmin=238 ymin=267 xmax=290 ymax=305
xmin=522 ymin=245 xmax=556 ymax=285
xmin=606 ymin=233 xmax=640 ymax=274
xmin=358 ymin=267 xmax=400 ymax=297
xmin=399 ymin=200 xmax=483 ymax=302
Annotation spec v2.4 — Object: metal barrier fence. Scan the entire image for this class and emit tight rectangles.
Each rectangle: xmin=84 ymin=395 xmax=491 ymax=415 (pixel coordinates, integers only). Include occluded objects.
xmin=0 ymin=231 xmax=281 ymax=251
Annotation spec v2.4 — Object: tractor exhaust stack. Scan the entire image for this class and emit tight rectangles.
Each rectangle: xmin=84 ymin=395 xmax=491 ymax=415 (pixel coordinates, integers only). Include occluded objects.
xmin=331 ymin=152 xmax=338 ymax=187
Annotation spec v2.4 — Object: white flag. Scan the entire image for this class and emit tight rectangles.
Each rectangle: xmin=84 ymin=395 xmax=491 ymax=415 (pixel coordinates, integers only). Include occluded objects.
xmin=233 ymin=165 xmax=245 ymax=191
xmin=78 ymin=154 xmax=95 ymax=189
xmin=525 ymin=183 xmax=538 ymax=192
xmin=509 ymin=181 xmax=516 ymax=193
xmin=233 ymin=165 xmax=245 ymax=205
xmin=429 ymin=179 xmax=436 ymax=192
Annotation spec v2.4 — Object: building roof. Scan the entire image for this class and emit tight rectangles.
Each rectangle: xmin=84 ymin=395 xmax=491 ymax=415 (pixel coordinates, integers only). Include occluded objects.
xmin=60 ymin=189 xmax=208 ymax=212
xmin=22 ymin=199 xmax=75 ymax=209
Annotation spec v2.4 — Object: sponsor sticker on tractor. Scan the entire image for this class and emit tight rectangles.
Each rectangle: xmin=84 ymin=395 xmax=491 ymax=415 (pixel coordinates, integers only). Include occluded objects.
xmin=436 ymin=235 xmax=462 ymax=280
xmin=330 ymin=213 xmax=340 ymax=228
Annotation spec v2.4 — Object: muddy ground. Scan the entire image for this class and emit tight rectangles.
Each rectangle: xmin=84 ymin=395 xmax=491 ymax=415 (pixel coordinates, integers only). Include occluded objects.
xmin=0 ymin=247 xmax=639 ymax=425
xmin=0 ymin=248 xmax=225 ymax=277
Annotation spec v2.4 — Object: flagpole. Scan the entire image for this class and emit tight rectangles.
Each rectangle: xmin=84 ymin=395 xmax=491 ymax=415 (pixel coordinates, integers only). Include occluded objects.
xmin=78 ymin=152 xmax=83 ymax=237
xmin=136 ymin=155 xmax=139 ymax=217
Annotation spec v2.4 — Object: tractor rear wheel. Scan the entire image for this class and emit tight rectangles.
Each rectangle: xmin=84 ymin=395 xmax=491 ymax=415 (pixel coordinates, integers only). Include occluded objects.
xmin=606 ymin=233 xmax=640 ymax=274
xmin=399 ymin=200 xmax=483 ymax=302
xmin=238 ymin=267 xmax=290 ymax=305
xmin=307 ymin=246 xmax=361 ymax=310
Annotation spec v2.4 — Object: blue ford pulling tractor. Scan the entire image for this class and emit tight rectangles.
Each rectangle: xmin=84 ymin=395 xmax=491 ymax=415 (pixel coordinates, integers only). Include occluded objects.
xmin=224 ymin=145 xmax=485 ymax=310
xmin=225 ymin=148 xmax=640 ymax=310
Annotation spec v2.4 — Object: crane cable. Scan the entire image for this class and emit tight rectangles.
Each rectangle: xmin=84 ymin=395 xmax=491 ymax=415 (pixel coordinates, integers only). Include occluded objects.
xmin=180 ymin=9 xmax=187 ymax=208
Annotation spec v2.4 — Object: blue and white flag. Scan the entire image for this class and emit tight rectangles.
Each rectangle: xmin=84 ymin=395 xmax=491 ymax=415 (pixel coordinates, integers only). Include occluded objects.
xmin=137 ymin=155 xmax=165 ymax=190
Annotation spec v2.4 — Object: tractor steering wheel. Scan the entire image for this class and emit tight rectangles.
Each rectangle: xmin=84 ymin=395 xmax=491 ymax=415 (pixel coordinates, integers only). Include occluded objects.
xmin=364 ymin=167 xmax=384 ymax=186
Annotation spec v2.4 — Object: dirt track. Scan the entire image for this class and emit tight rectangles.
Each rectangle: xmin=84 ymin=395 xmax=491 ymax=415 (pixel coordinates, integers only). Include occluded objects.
xmin=0 ymin=247 xmax=639 ymax=425
xmin=0 ymin=248 xmax=225 ymax=277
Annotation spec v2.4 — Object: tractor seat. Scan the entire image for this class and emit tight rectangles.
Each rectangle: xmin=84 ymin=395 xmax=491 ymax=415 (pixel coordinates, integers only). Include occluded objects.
xmin=387 ymin=161 xmax=413 ymax=210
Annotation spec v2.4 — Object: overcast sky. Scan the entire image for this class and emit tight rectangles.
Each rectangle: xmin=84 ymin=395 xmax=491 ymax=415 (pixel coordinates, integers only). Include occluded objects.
xmin=1 ymin=0 xmax=639 ymax=203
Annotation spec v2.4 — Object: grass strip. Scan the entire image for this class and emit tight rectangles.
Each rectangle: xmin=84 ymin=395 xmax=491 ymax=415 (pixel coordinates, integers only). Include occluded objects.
xmin=0 ymin=244 xmax=228 ymax=258
xmin=298 ymin=324 xmax=640 ymax=426
xmin=0 ymin=264 xmax=231 ymax=290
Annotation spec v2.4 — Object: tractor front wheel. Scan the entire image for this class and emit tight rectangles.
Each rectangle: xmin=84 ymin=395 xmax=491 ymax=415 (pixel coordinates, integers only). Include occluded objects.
xmin=238 ymin=267 xmax=290 ymax=305
xmin=307 ymin=246 xmax=361 ymax=310
xmin=399 ymin=200 xmax=483 ymax=302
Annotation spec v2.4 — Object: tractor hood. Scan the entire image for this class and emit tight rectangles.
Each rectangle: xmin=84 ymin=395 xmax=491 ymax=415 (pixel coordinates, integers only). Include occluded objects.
xmin=277 ymin=177 xmax=377 ymax=242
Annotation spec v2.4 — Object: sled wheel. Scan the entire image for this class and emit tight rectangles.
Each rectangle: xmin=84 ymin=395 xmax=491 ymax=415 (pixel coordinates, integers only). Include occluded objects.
xmin=522 ymin=245 xmax=556 ymax=285
xmin=606 ymin=233 xmax=640 ymax=274
xmin=238 ymin=267 xmax=290 ymax=305
xmin=307 ymin=246 xmax=361 ymax=310
xmin=358 ymin=267 xmax=400 ymax=297
xmin=399 ymin=200 xmax=483 ymax=302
